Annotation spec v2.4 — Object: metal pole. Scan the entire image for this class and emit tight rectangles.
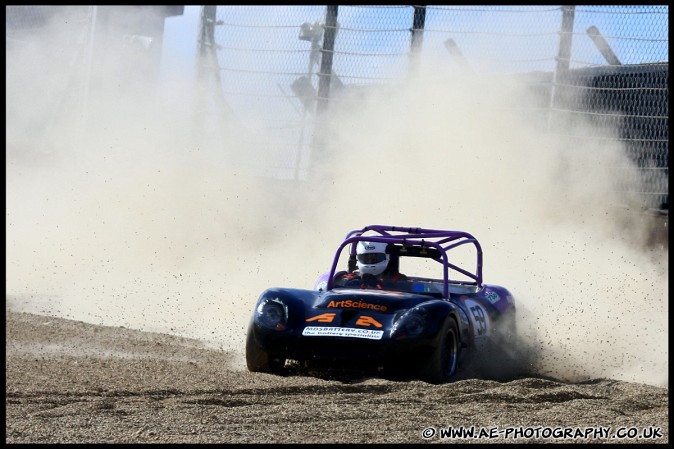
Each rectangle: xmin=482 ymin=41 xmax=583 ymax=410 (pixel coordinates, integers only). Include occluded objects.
xmin=409 ymin=5 xmax=426 ymax=74
xmin=307 ymin=5 xmax=338 ymax=180
xmin=587 ymin=26 xmax=621 ymax=66
xmin=444 ymin=38 xmax=472 ymax=74
xmin=295 ymin=46 xmax=316 ymax=181
xmin=548 ymin=5 xmax=575 ymax=133
xmin=197 ymin=6 xmax=217 ymax=75
xmin=316 ymin=5 xmax=338 ymax=116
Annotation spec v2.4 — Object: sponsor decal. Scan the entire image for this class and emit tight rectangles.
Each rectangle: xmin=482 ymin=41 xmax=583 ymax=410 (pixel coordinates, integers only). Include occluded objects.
xmin=306 ymin=313 xmax=336 ymax=323
xmin=327 ymin=300 xmax=388 ymax=312
xmin=306 ymin=313 xmax=383 ymax=328
xmin=302 ymin=326 xmax=384 ymax=340
xmin=485 ymin=291 xmax=500 ymax=304
xmin=355 ymin=316 xmax=383 ymax=328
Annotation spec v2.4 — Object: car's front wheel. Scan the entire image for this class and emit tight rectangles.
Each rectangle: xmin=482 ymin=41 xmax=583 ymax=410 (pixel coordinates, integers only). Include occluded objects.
xmin=419 ymin=318 xmax=460 ymax=384
xmin=245 ymin=326 xmax=286 ymax=374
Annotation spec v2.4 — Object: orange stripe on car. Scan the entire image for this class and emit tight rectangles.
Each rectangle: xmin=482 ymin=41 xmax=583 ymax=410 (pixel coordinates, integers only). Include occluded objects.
xmin=355 ymin=316 xmax=383 ymax=328
xmin=306 ymin=313 xmax=336 ymax=323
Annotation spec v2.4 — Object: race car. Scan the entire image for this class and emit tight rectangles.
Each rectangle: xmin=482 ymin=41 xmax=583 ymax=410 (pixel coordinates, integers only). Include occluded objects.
xmin=245 ymin=225 xmax=517 ymax=383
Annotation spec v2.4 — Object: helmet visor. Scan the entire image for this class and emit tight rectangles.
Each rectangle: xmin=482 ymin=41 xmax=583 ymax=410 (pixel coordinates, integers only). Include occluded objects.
xmin=357 ymin=253 xmax=387 ymax=264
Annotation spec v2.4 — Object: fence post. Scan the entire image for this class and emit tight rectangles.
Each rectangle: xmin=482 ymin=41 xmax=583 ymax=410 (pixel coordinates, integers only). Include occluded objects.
xmin=198 ymin=6 xmax=216 ymax=62
xmin=195 ymin=6 xmax=237 ymax=148
xmin=316 ymin=5 xmax=338 ymax=116
xmin=409 ymin=5 xmax=426 ymax=74
xmin=548 ymin=5 xmax=575 ymax=133
xmin=308 ymin=5 xmax=338 ymax=180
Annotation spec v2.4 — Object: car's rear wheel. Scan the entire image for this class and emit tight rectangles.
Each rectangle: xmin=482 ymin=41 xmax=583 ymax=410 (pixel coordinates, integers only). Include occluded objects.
xmin=478 ymin=311 xmax=525 ymax=381
xmin=419 ymin=318 xmax=460 ymax=384
xmin=245 ymin=327 xmax=286 ymax=374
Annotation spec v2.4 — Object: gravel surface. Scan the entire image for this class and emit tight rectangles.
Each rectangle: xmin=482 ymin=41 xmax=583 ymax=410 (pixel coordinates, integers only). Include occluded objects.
xmin=5 ymin=307 xmax=668 ymax=444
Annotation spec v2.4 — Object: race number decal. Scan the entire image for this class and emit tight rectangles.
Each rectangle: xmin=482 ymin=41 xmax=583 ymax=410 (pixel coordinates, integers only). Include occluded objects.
xmin=464 ymin=299 xmax=491 ymax=337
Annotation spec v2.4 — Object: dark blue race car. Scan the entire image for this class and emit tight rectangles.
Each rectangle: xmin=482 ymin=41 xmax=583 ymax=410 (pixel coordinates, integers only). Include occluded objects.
xmin=245 ymin=225 xmax=518 ymax=383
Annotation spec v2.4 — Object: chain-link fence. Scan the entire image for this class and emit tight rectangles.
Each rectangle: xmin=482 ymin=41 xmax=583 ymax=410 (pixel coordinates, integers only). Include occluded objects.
xmin=200 ymin=5 xmax=668 ymax=210
xmin=6 ymin=6 xmax=668 ymax=210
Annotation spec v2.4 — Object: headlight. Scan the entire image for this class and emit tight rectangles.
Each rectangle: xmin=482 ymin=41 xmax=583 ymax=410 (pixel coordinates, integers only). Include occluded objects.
xmin=402 ymin=314 xmax=425 ymax=337
xmin=392 ymin=308 xmax=427 ymax=338
xmin=256 ymin=298 xmax=288 ymax=331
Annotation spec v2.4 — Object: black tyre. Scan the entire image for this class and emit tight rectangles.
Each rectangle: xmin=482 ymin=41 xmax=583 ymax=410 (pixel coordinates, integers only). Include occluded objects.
xmin=245 ymin=326 xmax=286 ymax=374
xmin=463 ymin=312 xmax=524 ymax=381
xmin=494 ymin=311 xmax=517 ymax=343
xmin=419 ymin=318 xmax=460 ymax=384
xmin=485 ymin=312 xmax=528 ymax=381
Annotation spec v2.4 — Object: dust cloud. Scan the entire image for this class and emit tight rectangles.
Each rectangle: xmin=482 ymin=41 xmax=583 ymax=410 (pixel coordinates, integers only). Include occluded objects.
xmin=6 ymin=8 xmax=667 ymax=387
xmin=317 ymin=65 xmax=668 ymax=388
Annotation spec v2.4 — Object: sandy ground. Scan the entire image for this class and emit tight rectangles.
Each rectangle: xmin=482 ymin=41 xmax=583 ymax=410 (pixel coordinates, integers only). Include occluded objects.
xmin=5 ymin=306 xmax=668 ymax=444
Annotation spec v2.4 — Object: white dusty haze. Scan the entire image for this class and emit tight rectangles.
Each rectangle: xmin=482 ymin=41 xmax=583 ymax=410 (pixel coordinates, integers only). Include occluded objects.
xmin=6 ymin=8 xmax=667 ymax=387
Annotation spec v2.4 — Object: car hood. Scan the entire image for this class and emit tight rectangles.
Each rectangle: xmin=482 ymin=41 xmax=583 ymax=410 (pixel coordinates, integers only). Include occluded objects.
xmin=314 ymin=288 xmax=435 ymax=313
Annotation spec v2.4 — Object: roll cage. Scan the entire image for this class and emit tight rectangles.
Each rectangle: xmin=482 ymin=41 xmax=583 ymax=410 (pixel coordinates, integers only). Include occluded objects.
xmin=326 ymin=225 xmax=484 ymax=298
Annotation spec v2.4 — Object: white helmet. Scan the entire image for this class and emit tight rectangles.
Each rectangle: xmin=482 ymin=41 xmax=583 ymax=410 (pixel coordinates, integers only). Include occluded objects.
xmin=356 ymin=241 xmax=390 ymax=276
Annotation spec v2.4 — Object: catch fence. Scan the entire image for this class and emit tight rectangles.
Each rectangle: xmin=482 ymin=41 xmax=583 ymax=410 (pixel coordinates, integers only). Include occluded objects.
xmin=199 ymin=5 xmax=668 ymax=210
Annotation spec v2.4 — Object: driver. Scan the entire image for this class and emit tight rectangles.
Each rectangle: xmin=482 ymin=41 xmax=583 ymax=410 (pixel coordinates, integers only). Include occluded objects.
xmin=336 ymin=241 xmax=407 ymax=290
